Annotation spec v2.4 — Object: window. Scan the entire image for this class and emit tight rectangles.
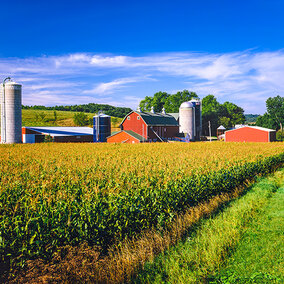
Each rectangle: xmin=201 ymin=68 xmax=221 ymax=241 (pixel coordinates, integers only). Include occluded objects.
xmin=127 ymin=116 xmax=130 ymax=120
xmin=137 ymin=116 xmax=140 ymax=120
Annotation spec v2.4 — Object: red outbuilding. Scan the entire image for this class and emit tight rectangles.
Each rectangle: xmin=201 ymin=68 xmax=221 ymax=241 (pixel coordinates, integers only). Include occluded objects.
xmin=107 ymin=109 xmax=179 ymax=143
xmin=107 ymin=130 xmax=144 ymax=143
xmin=225 ymin=126 xmax=276 ymax=142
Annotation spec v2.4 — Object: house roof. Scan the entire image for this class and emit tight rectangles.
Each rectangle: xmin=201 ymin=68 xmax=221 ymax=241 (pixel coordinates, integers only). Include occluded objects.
xmin=107 ymin=130 xmax=144 ymax=141
xmin=121 ymin=111 xmax=179 ymax=126
xmin=24 ymin=127 xmax=93 ymax=136
xmin=225 ymin=126 xmax=276 ymax=133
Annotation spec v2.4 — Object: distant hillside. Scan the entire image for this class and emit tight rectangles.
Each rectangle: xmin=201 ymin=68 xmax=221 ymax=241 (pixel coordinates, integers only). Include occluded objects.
xmin=245 ymin=114 xmax=260 ymax=123
xmin=22 ymin=103 xmax=132 ymax=118
xmin=22 ymin=109 xmax=122 ymax=128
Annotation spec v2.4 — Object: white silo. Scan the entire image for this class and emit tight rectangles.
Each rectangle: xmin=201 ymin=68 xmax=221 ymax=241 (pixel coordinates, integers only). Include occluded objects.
xmin=179 ymin=101 xmax=194 ymax=140
xmin=1 ymin=78 xmax=22 ymax=143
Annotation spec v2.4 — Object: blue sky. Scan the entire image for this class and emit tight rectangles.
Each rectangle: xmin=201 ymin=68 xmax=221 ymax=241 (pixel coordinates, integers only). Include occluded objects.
xmin=0 ymin=0 xmax=283 ymax=114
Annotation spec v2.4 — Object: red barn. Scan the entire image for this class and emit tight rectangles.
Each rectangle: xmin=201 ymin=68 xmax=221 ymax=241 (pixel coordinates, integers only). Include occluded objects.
xmin=225 ymin=126 xmax=276 ymax=142
xmin=107 ymin=110 xmax=179 ymax=143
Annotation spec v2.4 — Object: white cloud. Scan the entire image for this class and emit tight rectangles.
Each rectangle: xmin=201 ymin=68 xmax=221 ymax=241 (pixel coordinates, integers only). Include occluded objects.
xmin=0 ymin=50 xmax=283 ymax=112
xmin=83 ymin=77 xmax=139 ymax=95
xmin=91 ymin=55 xmax=128 ymax=66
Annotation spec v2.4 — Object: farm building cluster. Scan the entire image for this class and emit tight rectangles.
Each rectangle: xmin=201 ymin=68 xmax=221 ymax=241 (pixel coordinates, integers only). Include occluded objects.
xmin=0 ymin=79 xmax=278 ymax=144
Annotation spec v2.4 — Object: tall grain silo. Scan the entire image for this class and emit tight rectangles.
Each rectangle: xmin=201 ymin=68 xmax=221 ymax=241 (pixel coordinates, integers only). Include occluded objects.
xmin=1 ymin=79 xmax=22 ymax=144
xmin=93 ymin=111 xmax=111 ymax=142
xmin=189 ymin=98 xmax=202 ymax=141
xmin=179 ymin=101 xmax=194 ymax=140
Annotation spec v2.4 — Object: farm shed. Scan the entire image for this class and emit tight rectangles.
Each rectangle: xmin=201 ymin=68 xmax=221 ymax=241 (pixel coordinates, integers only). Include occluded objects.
xmin=119 ymin=109 xmax=179 ymax=142
xmin=22 ymin=127 xmax=93 ymax=143
xmin=107 ymin=130 xmax=144 ymax=143
xmin=225 ymin=126 xmax=276 ymax=142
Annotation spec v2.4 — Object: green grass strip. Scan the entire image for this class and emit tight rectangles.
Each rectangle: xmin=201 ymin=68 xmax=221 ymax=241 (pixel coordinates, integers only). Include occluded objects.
xmin=133 ymin=168 xmax=284 ymax=283
xmin=208 ymin=171 xmax=284 ymax=283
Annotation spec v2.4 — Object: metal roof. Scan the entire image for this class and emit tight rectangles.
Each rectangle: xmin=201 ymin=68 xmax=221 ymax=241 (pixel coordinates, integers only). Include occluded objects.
xmin=248 ymin=126 xmax=276 ymax=132
xmin=138 ymin=111 xmax=179 ymax=126
xmin=124 ymin=130 xmax=144 ymax=141
xmin=168 ymin=113 xmax=179 ymax=121
xmin=225 ymin=126 xmax=276 ymax=133
xmin=24 ymin=127 xmax=93 ymax=136
xmin=121 ymin=111 xmax=179 ymax=126
xmin=107 ymin=130 xmax=144 ymax=141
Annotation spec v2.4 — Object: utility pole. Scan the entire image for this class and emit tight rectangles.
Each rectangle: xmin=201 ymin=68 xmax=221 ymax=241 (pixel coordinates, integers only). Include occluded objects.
xmin=208 ymin=121 xmax=212 ymax=142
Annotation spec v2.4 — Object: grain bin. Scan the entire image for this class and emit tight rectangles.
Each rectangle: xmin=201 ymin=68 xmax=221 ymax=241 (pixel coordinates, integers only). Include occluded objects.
xmin=93 ymin=112 xmax=111 ymax=142
xmin=179 ymin=101 xmax=194 ymax=140
xmin=1 ymin=79 xmax=22 ymax=143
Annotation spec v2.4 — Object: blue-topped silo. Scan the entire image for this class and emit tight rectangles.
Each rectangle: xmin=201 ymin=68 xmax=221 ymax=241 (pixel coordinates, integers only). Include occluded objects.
xmin=189 ymin=98 xmax=202 ymax=141
xmin=93 ymin=111 xmax=111 ymax=142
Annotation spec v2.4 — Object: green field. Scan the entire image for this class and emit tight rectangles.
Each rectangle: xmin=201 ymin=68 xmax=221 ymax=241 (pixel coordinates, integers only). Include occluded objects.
xmin=21 ymin=109 xmax=122 ymax=128
xmin=209 ymin=176 xmax=284 ymax=283
xmin=133 ymin=169 xmax=284 ymax=283
xmin=0 ymin=143 xmax=283 ymax=283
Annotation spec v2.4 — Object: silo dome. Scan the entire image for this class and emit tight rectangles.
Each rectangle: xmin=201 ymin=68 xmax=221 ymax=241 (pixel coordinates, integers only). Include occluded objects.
xmin=180 ymin=101 xmax=194 ymax=109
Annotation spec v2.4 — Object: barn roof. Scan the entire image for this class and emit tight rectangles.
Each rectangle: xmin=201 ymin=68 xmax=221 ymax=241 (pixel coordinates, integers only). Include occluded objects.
xmin=121 ymin=111 xmax=179 ymax=126
xmin=23 ymin=127 xmax=93 ymax=136
xmin=226 ymin=126 xmax=276 ymax=133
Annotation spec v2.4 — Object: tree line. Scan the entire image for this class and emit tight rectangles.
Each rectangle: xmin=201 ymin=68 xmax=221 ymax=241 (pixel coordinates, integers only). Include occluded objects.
xmin=139 ymin=90 xmax=246 ymax=136
xmin=22 ymin=103 xmax=132 ymax=118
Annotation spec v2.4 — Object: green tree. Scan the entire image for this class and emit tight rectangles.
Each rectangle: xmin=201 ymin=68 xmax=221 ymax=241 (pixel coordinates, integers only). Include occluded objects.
xmin=201 ymin=95 xmax=221 ymax=136
xmin=222 ymin=101 xmax=245 ymax=126
xmin=139 ymin=90 xmax=197 ymax=113
xmin=256 ymin=113 xmax=278 ymax=130
xmin=202 ymin=96 xmax=245 ymax=136
xmin=139 ymin=96 xmax=154 ymax=111
xmin=218 ymin=116 xmax=231 ymax=129
xmin=266 ymin=95 xmax=284 ymax=133
xmin=256 ymin=95 xmax=284 ymax=133
xmin=152 ymin=92 xmax=170 ymax=112
xmin=139 ymin=92 xmax=170 ymax=112
xmin=73 ymin=112 xmax=89 ymax=126
xmin=164 ymin=90 xmax=198 ymax=112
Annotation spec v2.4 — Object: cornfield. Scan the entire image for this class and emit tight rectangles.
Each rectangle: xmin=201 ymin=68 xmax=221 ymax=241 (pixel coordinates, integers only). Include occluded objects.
xmin=0 ymin=142 xmax=283 ymax=271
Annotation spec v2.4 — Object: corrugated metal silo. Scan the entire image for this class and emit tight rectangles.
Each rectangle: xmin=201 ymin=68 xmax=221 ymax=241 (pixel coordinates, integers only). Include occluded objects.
xmin=1 ymin=80 xmax=22 ymax=143
xmin=93 ymin=112 xmax=111 ymax=142
xmin=179 ymin=101 xmax=194 ymax=140
xmin=190 ymin=98 xmax=202 ymax=141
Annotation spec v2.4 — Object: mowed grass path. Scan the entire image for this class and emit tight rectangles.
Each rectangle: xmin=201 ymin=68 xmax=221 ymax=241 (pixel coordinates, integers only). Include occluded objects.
xmin=209 ymin=175 xmax=284 ymax=283
xmin=133 ymin=169 xmax=284 ymax=283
